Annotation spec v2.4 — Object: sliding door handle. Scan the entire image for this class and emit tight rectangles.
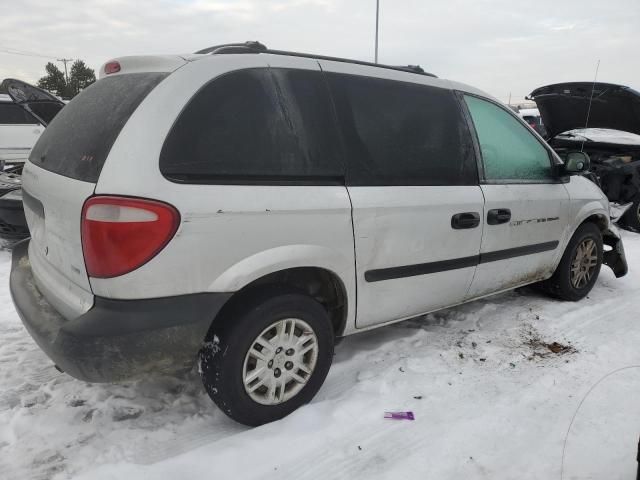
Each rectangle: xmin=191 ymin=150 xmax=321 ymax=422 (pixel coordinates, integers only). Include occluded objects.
xmin=451 ymin=212 xmax=480 ymax=229
xmin=487 ymin=208 xmax=511 ymax=225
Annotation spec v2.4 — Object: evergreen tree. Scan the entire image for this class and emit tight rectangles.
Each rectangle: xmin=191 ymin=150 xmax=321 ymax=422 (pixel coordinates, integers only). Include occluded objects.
xmin=37 ymin=62 xmax=67 ymax=97
xmin=68 ymin=60 xmax=96 ymax=97
xmin=37 ymin=59 xmax=96 ymax=98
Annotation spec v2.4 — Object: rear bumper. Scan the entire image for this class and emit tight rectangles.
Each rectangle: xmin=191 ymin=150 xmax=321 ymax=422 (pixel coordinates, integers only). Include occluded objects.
xmin=10 ymin=240 xmax=232 ymax=382
xmin=603 ymin=228 xmax=628 ymax=278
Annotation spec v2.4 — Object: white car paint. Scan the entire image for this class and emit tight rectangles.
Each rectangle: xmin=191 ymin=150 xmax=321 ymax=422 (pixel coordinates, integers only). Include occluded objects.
xmin=20 ymin=51 xmax=616 ymax=337
xmin=21 ymin=167 xmax=96 ymax=319
xmin=467 ymin=183 xmax=570 ymax=298
xmin=0 ymin=94 xmax=43 ymax=164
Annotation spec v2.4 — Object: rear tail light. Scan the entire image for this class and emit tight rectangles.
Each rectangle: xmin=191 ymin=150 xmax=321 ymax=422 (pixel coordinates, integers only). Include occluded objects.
xmin=104 ymin=61 xmax=121 ymax=75
xmin=81 ymin=196 xmax=180 ymax=278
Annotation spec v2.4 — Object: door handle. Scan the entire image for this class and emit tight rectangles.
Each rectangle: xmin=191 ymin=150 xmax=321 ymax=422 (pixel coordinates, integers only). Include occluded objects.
xmin=487 ymin=208 xmax=511 ymax=225
xmin=451 ymin=212 xmax=480 ymax=229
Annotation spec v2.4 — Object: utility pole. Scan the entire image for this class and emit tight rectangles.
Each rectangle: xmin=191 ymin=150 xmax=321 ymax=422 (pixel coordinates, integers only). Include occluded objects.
xmin=57 ymin=58 xmax=73 ymax=84
xmin=375 ymin=0 xmax=380 ymax=63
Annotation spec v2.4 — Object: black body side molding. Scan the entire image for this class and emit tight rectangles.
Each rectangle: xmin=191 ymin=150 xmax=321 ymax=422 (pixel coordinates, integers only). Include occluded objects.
xmin=365 ymin=241 xmax=559 ymax=282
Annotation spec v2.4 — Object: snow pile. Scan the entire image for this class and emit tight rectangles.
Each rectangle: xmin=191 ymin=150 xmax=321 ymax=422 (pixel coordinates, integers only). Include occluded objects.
xmin=0 ymin=233 xmax=639 ymax=479
xmin=561 ymin=128 xmax=640 ymax=145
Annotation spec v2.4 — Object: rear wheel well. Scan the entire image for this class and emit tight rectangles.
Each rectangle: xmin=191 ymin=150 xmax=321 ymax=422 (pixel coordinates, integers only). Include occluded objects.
xmin=209 ymin=267 xmax=348 ymax=339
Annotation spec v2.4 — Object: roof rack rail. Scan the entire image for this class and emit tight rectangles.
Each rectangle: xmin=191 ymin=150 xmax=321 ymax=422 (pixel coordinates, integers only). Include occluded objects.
xmin=194 ymin=41 xmax=267 ymax=55
xmin=194 ymin=41 xmax=437 ymax=78
xmin=391 ymin=65 xmax=425 ymax=74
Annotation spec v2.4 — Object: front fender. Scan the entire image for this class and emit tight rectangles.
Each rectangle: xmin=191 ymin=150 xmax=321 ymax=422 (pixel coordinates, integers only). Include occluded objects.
xmin=557 ymin=201 xmax=608 ymax=264
xmin=572 ymin=201 xmax=609 ymax=231
xmin=567 ymin=203 xmax=627 ymax=278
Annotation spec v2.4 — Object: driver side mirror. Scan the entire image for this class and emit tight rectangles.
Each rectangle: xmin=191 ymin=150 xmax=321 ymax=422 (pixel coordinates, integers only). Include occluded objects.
xmin=563 ymin=151 xmax=591 ymax=174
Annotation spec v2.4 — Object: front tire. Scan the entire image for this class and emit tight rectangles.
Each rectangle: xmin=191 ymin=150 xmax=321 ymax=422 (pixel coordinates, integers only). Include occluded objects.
xmin=199 ymin=287 xmax=334 ymax=426
xmin=540 ymin=223 xmax=603 ymax=301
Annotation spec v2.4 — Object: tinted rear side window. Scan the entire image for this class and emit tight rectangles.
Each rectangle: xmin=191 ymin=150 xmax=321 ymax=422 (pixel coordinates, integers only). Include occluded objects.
xmin=0 ymin=103 xmax=38 ymax=124
xmin=327 ymin=73 xmax=477 ymax=186
xmin=30 ymin=73 xmax=168 ymax=182
xmin=160 ymin=68 xmax=343 ymax=183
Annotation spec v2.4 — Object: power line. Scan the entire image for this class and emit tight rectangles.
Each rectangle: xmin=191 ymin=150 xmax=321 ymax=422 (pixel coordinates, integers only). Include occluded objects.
xmin=0 ymin=46 xmax=58 ymax=60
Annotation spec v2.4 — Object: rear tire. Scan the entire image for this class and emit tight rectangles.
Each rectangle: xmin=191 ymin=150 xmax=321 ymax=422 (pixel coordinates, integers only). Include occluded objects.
xmin=539 ymin=223 xmax=603 ymax=301
xmin=199 ymin=286 xmax=334 ymax=426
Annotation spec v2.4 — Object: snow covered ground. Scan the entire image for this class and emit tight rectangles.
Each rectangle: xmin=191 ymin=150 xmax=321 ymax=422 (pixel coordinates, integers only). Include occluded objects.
xmin=1 ymin=233 xmax=639 ymax=480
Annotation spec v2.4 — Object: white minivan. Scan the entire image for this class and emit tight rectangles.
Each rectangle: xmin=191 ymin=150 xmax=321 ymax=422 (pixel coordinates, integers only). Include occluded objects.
xmin=10 ymin=42 xmax=628 ymax=426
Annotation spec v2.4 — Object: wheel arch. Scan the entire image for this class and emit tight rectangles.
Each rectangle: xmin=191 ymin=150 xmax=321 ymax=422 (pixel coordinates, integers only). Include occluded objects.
xmin=207 ymin=248 xmax=352 ymax=338
xmin=580 ymin=212 xmax=609 ymax=233
xmin=561 ymin=209 xmax=627 ymax=278
xmin=565 ymin=202 xmax=609 ymax=248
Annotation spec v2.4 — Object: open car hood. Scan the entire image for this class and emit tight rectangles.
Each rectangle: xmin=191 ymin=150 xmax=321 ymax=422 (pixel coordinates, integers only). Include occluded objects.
xmin=0 ymin=78 xmax=65 ymax=126
xmin=527 ymin=82 xmax=640 ymax=140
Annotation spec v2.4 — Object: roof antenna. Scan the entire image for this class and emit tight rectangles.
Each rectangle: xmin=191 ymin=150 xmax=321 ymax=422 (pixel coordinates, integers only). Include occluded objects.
xmin=581 ymin=59 xmax=600 ymax=152
xmin=374 ymin=0 xmax=380 ymax=63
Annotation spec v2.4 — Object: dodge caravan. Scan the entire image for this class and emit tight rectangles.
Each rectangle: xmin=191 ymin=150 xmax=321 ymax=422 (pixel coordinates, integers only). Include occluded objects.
xmin=10 ymin=42 xmax=628 ymax=426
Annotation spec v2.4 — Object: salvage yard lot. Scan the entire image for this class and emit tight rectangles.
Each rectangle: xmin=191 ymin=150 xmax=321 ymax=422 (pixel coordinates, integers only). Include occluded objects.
xmin=1 ymin=232 xmax=639 ymax=480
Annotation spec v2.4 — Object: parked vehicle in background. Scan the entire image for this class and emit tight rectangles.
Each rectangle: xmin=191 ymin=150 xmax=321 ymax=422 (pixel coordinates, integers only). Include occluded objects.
xmin=528 ymin=82 xmax=640 ymax=230
xmin=0 ymin=79 xmax=65 ymax=244
xmin=0 ymin=171 xmax=27 ymax=244
xmin=517 ymin=107 xmax=547 ymax=137
xmin=10 ymin=42 xmax=628 ymax=427
xmin=0 ymin=92 xmax=44 ymax=163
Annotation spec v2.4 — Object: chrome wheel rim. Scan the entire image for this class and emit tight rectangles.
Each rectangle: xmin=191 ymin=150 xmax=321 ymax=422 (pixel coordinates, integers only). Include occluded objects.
xmin=570 ymin=238 xmax=598 ymax=289
xmin=243 ymin=318 xmax=318 ymax=405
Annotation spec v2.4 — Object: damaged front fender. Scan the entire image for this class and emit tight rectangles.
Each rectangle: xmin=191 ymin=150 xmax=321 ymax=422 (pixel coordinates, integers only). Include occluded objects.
xmin=603 ymin=226 xmax=628 ymax=278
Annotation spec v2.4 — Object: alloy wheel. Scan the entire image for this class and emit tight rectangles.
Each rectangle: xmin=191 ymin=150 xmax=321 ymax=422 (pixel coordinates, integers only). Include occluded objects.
xmin=570 ymin=238 xmax=598 ymax=289
xmin=242 ymin=318 xmax=319 ymax=405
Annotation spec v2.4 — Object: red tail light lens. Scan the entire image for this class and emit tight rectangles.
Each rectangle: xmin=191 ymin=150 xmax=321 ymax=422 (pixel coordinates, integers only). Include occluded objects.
xmin=104 ymin=61 xmax=121 ymax=74
xmin=81 ymin=196 xmax=180 ymax=278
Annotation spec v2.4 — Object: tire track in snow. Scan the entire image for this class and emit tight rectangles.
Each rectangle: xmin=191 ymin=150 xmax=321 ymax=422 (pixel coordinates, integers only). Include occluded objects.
xmin=131 ymin=420 xmax=247 ymax=465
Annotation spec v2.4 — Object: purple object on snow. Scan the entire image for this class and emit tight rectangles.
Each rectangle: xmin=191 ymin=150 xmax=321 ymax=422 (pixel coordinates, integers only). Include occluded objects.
xmin=384 ymin=411 xmax=415 ymax=420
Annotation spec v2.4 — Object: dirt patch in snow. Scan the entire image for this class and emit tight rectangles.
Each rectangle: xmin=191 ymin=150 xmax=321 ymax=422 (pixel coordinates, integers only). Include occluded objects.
xmin=522 ymin=325 xmax=577 ymax=359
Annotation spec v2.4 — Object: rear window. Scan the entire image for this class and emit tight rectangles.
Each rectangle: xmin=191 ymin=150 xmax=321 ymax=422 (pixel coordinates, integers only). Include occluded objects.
xmin=0 ymin=103 xmax=38 ymax=124
xmin=29 ymin=73 xmax=167 ymax=182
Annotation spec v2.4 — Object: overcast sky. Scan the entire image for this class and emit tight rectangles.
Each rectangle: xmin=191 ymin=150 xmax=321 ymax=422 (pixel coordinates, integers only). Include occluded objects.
xmin=1 ymin=0 xmax=638 ymax=103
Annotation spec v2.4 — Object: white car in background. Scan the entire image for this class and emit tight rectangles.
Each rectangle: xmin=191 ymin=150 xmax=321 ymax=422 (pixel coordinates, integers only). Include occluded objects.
xmin=517 ymin=107 xmax=547 ymax=137
xmin=0 ymin=92 xmax=45 ymax=165
xmin=0 ymin=80 xmax=65 ymax=243
xmin=0 ymin=80 xmax=65 ymax=166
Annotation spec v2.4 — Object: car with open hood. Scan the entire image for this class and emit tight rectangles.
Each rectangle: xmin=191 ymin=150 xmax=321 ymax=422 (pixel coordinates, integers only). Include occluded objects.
xmin=0 ymin=79 xmax=65 ymax=244
xmin=528 ymin=82 xmax=640 ymax=229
